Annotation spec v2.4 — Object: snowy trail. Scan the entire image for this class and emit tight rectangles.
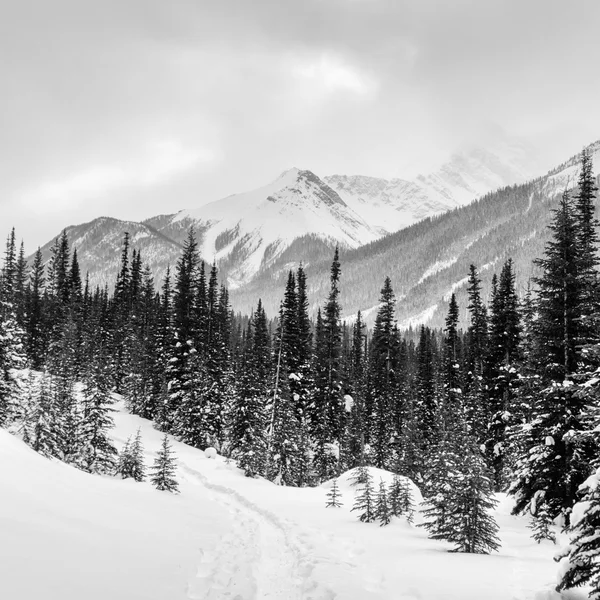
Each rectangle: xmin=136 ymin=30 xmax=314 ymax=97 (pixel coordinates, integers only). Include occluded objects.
xmin=180 ymin=463 xmax=335 ymax=600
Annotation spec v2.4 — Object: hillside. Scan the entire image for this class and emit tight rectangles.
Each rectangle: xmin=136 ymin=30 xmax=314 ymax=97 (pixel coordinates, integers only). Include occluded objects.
xmin=32 ymin=137 xmax=544 ymax=299
xmin=231 ymin=142 xmax=600 ymax=327
xmin=0 ymin=398 xmax=571 ymax=600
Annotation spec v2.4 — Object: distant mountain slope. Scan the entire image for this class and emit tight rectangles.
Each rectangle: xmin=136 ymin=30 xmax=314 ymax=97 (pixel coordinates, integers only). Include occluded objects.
xmin=35 ymin=217 xmax=183 ymax=290
xmin=148 ymin=168 xmax=380 ymax=288
xmin=34 ymin=138 xmax=598 ymax=325
xmin=230 ymin=141 xmax=600 ymax=327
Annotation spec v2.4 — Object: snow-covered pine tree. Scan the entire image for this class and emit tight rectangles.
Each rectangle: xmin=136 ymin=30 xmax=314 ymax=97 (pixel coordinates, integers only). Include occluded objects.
xmin=349 ymin=463 xmax=370 ymax=487
xmin=344 ymin=310 xmax=367 ymax=469
xmin=556 ymin=467 xmax=600 ymax=596
xmin=150 ymin=433 xmax=179 ymax=493
xmin=414 ymin=325 xmax=438 ymax=460
xmin=375 ymin=479 xmax=391 ymax=526
xmin=528 ymin=506 xmax=556 ymax=544
xmin=326 ymin=478 xmax=343 ymax=508
xmin=26 ymin=372 xmax=60 ymax=458
xmin=117 ymin=428 xmax=146 ymax=482
xmin=398 ymin=476 xmax=416 ymax=524
xmin=511 ymin=189 xmax=597 ymax=524
xmin=117 ymin=436 xmax=133 ymax=477
xmin=230 ymin=300 xmax=270 ymax=478
xmin=351 ymin=468 xmax=376 ymax=523
xmin=447 ymin=447 xmax=501 ymax=554
xmin=80 ymin=356 xmax=118 ymax=474
xmin=312 ymin=248 xmax=344 ymax=482
xmin=486 ymin=259 xmax=522 ymax=489
xmin=464 ymin=264 xmax=489 ymax=445
xmin=367 ymin=277 xmax=401 ymax=470
xmin=0 ymin=300 xmax=26 ymax=427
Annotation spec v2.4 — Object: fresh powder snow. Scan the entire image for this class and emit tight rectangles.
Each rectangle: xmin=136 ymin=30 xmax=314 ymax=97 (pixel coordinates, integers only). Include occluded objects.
xmin=0 ymin=396 xmax=585 ymax=600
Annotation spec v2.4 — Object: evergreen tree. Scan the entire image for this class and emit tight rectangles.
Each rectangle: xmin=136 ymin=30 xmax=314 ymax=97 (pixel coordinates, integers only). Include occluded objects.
xmin=556 ymin=467 xmax=600 ymax=596
xmin=511 ymin=190 xmax=597 ymax=523
xmin=367 ymin=277 xmax=401 ymax=469
xmin=0 ymin=301 xmax=26 ymax=426
xmin=80 ymin=357 xmax=118 ymax=474
xmin=326 ymin=478 xmax=343 ymax=508
xmin=375 ymin=479 xmax=391 ymax=526
xmin=528 ymin=508 xmax=556 ymax=544
xmin=351 ymin=468 xmax=376 ymax=523
xmin=150 ymin=433 xmax=179 ymax=493
xmin=230 ymin=300 xmax=270 ymax=477
xmin=25 ymin=248 xmax=47 ymax=368
xmin=312 ymin=248 xmax=344 ymax=481
xmin=486 ymin=259 xmax=521 ymax=488
xmin=117 ymin=428 xmax=146 ymax=482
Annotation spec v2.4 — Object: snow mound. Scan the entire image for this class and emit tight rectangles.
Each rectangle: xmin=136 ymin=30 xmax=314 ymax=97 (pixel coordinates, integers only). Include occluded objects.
xmin=324 ymin=466 xmax=423 ymax=506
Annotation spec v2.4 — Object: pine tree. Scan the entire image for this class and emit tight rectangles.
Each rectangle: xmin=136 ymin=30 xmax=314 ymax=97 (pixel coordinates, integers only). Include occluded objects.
xmin=26 ymin=372 xmax=60 ymax=458
xmin=312 ymin=248 xmax=344 ymax=482
xmin=556 ymin=467 xmax=600 ymax=596
xmin=230 ymin=300 xmax=270 ymax=477
xmin=0 ymin=301 xmax=26 ymax=426
xmin=511 ymin=190 xmax=597 ymax=523
xmin=344 ymin=310 xmax=367 ymax=469
xmin=414 ymin=326 xmax=438 ymax=458
xmin=150 ymin=433 xmax=179 ymax=493
xmin=352 ymin=468 xmax=376 ymax=523
xmin=464 ymin=264 xmax=488 ymax=443
xmin=367 ymin=276 xmax=401 ymax=469
xmin=448 ymin=449 xmax=501 ymax=554
xmin=349 ymin=463 xmax=370 ymax=487
xmin=117 ymin=428 xmax=146 ymax=481
xmin=390 ymin=474 xmax=416 ymax=523
xmin=326 ymin=478 xmax=343 ymax=508
xmin=80 ymin=357 xmax=118 ymax=474
xmin=375 ymin=479 xmax=391 ymax=526
xmin=528 ymin=508 xmax=556 ymax=544
xmin=25 ymin=248 xmax=47 ymax=368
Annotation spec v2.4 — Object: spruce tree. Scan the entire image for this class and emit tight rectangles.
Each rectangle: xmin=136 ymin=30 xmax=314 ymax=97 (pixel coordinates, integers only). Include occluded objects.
xmin=352 ymin=468 xmax=376 ymax=523
xmin=511 ymin=190 xmax=596 ymax=523
xmin=367 ymin=277 xmax=401 ymax=469
xmin=528 ymin=509 xmax=556 ymax=544
xmin=556 ymin=467 xmax=600 ymax=596
xmin=117 ymin=428 xmax=146 ymax=482
xmin=326 ymin=478 xmax=343 ymax=508
xmin=375 ymin=479 xmax=391 ymax=526
xmin=312 ymin=248 xmax=344 ymax=482
xmin=150 ymin=433 xmax=180 ymax=493
xmin=80 ymin=357 xmax=118 ymax=474
xmin=230 ymin=300 xmax=270 ymax=477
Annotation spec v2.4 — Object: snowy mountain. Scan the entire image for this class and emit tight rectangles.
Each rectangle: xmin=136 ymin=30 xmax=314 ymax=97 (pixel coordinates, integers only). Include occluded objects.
xmin=0 ymin=396 xmax=566 ymax=600
xmin=35 ymin=217 xmax=183 ymax=290
xmin=324 ymin=135 xmax=542 ymax=236
xmin=227 ymin=139 xmax=600 ymax=323
xmin=34 ymin=136 xmax=597 ymax=319
xmin=149 ymin=168 xmax=381 ymax=288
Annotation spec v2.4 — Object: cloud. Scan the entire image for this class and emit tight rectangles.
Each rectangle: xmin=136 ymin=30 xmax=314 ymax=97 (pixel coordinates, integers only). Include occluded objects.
xmin=292 ymin=54 xmax=377 ymax=96
xmin=20 ymin=140 xmax=218 ymax=214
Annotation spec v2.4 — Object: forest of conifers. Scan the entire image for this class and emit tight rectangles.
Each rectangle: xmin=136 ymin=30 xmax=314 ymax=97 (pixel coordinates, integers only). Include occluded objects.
xmin=1 ymin=150 xmax=600 ymax=589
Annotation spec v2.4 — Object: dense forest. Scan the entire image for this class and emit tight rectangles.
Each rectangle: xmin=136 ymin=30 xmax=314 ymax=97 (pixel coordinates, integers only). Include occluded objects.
xmin=1 ymin=151 xmax=600 ymax=593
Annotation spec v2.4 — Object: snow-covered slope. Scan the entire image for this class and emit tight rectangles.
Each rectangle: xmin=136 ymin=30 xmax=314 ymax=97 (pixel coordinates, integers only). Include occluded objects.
xmin=324 ymin=137 xmax=542 ymax=236
xmin=35 ymin=216 xmax=183 ymax=291
xmin=161 ymin=168 xmax=380 ymax=287
xmin=1 ymin=401 xmax=582 ymax=600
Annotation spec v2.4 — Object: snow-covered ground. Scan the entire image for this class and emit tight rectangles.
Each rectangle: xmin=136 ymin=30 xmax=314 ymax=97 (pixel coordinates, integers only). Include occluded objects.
xmin=0 ymin=400 xmax=587 ymax=600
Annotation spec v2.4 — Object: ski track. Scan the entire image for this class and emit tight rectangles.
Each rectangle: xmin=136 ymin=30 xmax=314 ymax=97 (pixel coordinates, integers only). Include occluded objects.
xmin=180 ymin=463 xmax=337 ymax=600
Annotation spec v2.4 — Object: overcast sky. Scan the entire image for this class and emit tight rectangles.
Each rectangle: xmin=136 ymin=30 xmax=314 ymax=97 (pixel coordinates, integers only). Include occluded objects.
xmin=1 ymin=0 xmax=599 ymax=250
